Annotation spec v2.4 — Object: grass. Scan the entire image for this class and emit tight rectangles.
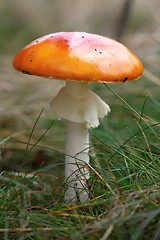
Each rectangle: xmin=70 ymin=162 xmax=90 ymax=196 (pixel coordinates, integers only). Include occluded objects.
xmin=0 ymin=80 xmax=159 ymax=240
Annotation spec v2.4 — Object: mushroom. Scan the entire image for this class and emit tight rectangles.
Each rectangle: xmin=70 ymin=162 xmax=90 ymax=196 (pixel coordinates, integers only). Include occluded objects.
xmin=13 ymin=32 xmax=144 ymax=203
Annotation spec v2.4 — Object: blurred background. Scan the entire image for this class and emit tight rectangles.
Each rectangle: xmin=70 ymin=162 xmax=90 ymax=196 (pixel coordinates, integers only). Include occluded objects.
xmin=0 ymin=0 xmax=159 ymax=172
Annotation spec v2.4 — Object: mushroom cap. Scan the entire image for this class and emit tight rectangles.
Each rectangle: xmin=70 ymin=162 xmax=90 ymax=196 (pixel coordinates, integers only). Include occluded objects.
xmin=13 ymin=32 xmax=144 ymax=83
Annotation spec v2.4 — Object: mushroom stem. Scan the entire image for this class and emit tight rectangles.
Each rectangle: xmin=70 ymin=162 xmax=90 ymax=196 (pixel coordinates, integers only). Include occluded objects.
xmin=65 ymin=120 xmax=89 ymax=203
xmin=64 ymin=81 xmax=90 ymax=202
xmin=65 ymin=81 xmax=89 ymax=98
xmin=50 ymin=81 xmax=110 ymax=202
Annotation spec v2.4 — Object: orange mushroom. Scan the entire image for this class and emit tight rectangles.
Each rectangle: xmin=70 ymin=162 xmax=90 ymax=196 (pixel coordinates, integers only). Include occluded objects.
xmin=13 ymin=32 xmax=144 ymax=203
